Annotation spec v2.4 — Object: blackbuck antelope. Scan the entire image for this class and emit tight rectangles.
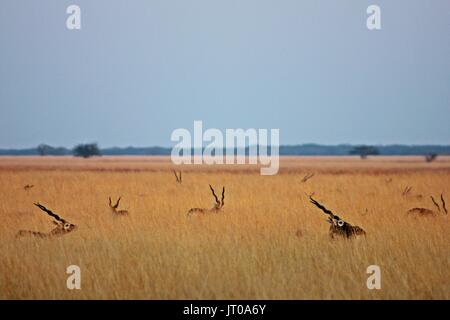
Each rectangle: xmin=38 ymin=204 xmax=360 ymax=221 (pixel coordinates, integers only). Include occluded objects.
xmin=309 ymin=196 xmax=366 ymax=239
xmin=407 ymin=194 xmax=447 ymax=217
xmin=187 ymin=185 xmax=225 ymax=217
xmin=109 ymin=197 xmax=129 ymax=216
xmin=17 ymin=203 xmax=77 ymax=238
xmin=402 ymin=186 xmax=413 ymax=196
xmin=173 ymin=170 xmax=182 ymax=184
xmin=301 ymin=173 xmax=315 ymax=183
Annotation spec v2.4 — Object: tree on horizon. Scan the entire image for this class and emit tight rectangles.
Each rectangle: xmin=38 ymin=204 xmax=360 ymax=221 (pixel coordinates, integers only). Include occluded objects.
xmin=73 ymin=143 xmax=101 ymax=158
xmin=349 ymin=145 xmax=379 ymax=159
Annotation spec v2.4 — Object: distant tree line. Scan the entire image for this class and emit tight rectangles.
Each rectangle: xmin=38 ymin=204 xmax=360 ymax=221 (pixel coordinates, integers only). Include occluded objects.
xmin=0 ymin=143 xmax=450 ymax=158
xmin=37 ymin=144 xmax=69 ymax=156
xmin=37 ymin=143 xmax=101 ymax=158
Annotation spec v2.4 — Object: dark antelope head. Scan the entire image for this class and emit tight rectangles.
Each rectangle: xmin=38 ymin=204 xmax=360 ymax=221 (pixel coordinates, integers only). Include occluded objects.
xmin=309 ymin=196 xmax=366 ymax=239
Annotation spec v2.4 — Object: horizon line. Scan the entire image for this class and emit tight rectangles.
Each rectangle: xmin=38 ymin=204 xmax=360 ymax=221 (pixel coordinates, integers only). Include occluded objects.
xmin=1 ymin=142 xmax=450 ymax=150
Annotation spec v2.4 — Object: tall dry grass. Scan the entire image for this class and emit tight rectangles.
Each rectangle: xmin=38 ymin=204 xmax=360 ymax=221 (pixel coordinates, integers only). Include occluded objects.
xmin=0 ymin=157 xmax=448 ymax=299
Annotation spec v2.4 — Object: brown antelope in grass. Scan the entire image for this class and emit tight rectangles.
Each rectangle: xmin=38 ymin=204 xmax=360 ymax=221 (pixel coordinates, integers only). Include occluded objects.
xmin=402 ymin=186 xmax=423 ymax=199
xmin=407 ymin=194 xmax=447 ymax=217
xmin=187 ymin=185 xmax=225 ymax=217
xmin=109 ymin=197 xmax=129 ymax=216
xmin=301 ymin=173 xmax=314 ymax=183
xmin=309 ymin=196 xmax=366 ymax=239
xmin=402 ymin=186 xmax=413 ymax=197
xmin=17 ymin=203 xmax=77 ymax=238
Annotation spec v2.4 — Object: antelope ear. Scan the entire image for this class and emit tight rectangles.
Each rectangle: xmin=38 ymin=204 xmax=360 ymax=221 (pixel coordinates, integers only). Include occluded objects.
xmin=52 ymin=220 xmax=60 ymax=226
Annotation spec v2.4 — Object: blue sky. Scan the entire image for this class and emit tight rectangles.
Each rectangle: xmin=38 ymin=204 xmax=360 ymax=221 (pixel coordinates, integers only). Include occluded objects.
xmin=0 ymin=0 xmax=449 ymax=148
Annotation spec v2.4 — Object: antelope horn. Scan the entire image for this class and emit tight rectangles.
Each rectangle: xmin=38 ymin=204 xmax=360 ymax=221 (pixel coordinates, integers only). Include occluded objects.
xmin=34 ymin=203 xmax=66 ymax=223
xmin=309 ymin=196 xmax=339 ymax=220
xmin=441 ymin=194 xmax=448 ymax=214
xmin=173 ymin=170 xmax=180 ymax=182
xmin=430 ymin=196 xmax=441 ymax=212
xmin=221 ymin=186 xmax=225 ymax=206
xmin=209 ymin=184 xmax=220 ymax=205
xmin=114 ymin=197 xmax=121 ymax=209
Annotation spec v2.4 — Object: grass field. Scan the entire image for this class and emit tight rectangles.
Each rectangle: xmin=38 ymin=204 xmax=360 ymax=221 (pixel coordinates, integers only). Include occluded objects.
xmin=0 ymin=156 xmax=449 ymax=299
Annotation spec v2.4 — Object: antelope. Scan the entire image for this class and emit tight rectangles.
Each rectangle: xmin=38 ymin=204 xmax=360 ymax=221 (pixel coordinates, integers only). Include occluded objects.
xmin=24 ymin=184 xmax=34 ymax=190
xmin=309 ymin=196 xmax=366 ymax=239
xmin=301 ymin=173 xmax=314 ymax=183
xmin=402 ymin=186 xmax=412 ymax=197
xmin=425 ymin=154 xmax=438 ymax=163
xmin=407 ymin=194 xmax=447 ymax=217
xmin=173 ymin=170 xmax=182 ymax=184
xmin=17 ymin=203 xmax=77 ymax=238
xmin=109 ymin=197 xmax=129 ymax=216
xmin=187 ymin=185 xmax=225 ymax=217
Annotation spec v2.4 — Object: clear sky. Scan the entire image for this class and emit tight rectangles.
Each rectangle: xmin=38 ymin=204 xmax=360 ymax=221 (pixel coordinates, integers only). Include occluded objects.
xmin=0 ymin=0 xmax=449 ymax=148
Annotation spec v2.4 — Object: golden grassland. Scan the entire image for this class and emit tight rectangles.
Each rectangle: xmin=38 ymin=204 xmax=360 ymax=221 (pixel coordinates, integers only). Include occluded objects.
xmin=0 ymin=156 xmax=449 ymax=299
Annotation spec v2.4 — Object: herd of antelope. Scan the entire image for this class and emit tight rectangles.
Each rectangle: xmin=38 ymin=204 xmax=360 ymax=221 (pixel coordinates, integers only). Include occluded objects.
xmin=16 ymin=171 xmax=447 ymax=240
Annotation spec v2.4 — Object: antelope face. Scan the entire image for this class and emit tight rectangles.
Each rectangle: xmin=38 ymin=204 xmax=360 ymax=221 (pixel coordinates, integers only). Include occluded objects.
xmin=63 ymin=222 xmax=77 ymax=232
xmin=336 ymin=218 xmax=347 ymax=228
xmin=326 ymin=216 xmax=346 ymax=227
xmin=54 ymin=220 xmax=77 ymax=232
xmin=331 ymin=216 xmax=349 ymax=229
xmin=330 ymin=216 xmax=366 ymax=238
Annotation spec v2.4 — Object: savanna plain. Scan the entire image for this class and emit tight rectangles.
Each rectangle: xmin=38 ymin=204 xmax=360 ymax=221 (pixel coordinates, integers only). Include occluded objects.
xmin=0 ymin=156 xmax=448 ymax=299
